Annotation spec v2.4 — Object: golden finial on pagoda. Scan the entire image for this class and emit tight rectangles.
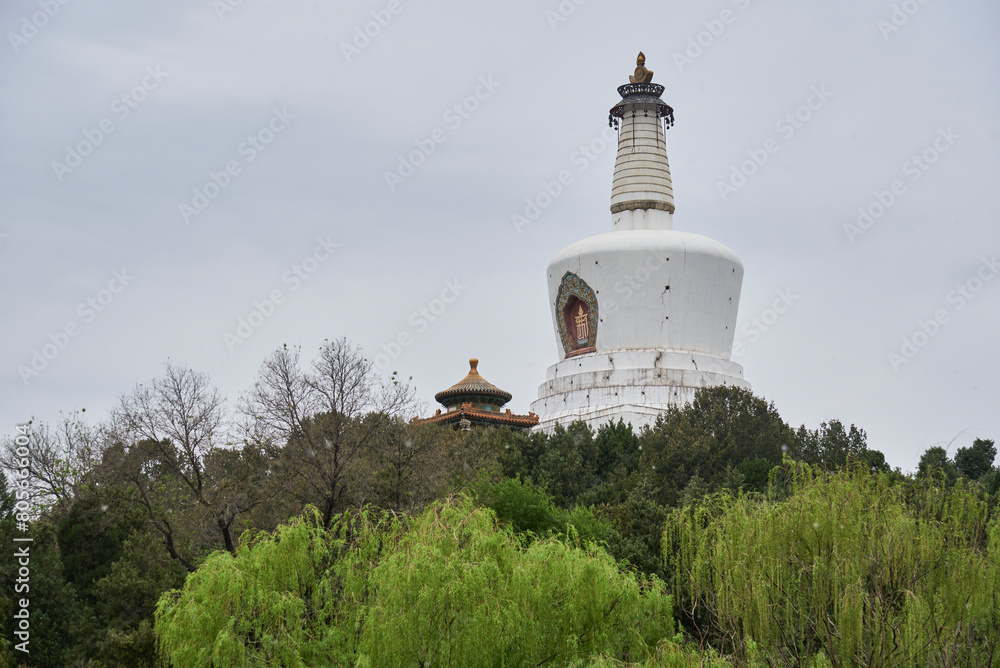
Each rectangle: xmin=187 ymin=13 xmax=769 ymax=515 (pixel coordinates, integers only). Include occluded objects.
xmin=629 ymin=51 xmax=654 ymax=84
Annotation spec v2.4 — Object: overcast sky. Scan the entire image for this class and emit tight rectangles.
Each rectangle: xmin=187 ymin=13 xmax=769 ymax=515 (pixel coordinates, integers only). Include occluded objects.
xmin=2 ymin=0 xmax=997 ymax=471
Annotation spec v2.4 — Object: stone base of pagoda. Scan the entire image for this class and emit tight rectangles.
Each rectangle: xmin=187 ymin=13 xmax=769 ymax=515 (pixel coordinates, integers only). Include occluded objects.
xmin=529 ymin=349 xmax=749 ymax=433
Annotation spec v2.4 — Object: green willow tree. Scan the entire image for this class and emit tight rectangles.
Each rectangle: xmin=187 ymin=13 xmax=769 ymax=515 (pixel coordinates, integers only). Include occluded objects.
xmin=663 ymin=462 xmax=1000 ymax=666
xmin=155 ymin=497 xmax=675 ymax=667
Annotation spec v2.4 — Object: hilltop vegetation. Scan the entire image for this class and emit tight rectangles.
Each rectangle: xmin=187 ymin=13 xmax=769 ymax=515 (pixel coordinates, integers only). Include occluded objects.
xmin=1 ymin=338 xmax=997 ymax=666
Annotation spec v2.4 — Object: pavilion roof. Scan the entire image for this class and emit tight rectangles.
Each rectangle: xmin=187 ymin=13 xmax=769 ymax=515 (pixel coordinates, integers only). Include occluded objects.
xmin=434 ymin=358 xmax=512 ymax=406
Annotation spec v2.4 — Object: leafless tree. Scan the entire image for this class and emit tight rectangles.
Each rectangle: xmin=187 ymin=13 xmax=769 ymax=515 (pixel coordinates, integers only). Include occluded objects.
xmin=110 ymin=362 xmax=266 ymax=556
xmin=0 ymin=410 xmax=100 ymax=515
xmin=240 ymin=338 xmax=416 ymax=526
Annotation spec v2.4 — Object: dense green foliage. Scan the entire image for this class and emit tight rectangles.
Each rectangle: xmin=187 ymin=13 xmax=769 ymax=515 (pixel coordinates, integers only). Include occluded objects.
xmin=664 ymin=462 xmax=1000 ymax=666
xmin=155 ymin=497 xmax=674 ymax=667
xmin=473 ymin=475 xmax=611 ymax=545
xmin=2 ymin=344 xmax=997 ymax=666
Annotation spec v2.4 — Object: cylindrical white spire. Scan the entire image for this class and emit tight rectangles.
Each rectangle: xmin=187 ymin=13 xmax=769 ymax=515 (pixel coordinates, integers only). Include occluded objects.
xmin=610 ymin=98 xmax=674 ymax=215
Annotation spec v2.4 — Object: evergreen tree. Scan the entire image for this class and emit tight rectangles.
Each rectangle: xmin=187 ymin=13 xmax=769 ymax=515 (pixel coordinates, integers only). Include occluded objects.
xmin=56 ymin=492 xmax=144 ymax=604
xmin=91 ymin=529 xmax=189 ymax=665
xmin=536 ymin=421 xmax=598 ymax=507
xmin=598 ymin=477 xmax=671 ymax=580
xmin=917 ymin=445 xmax=958 ymax=485
xmin=639 ymin=386 xmax=795 ymax=505
xmin=4 ymin=521 xmax=97 ymax=666
xmin=735 ymin=457 xmax=774 ymax=493
xmin=956 ymin=438 xmax=997 ymax=480
xmin=790 ymin=419 xmax=889 ymax=473
xmin=497 ymin=426 xmax=548 ymax=482
xmin=595 ymin=419 xmax=641 ymax=481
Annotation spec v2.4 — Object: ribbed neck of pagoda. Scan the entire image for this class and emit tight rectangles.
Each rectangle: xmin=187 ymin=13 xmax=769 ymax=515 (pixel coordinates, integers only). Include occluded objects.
xmin=609 ymin=83 xmax=675 ymax=231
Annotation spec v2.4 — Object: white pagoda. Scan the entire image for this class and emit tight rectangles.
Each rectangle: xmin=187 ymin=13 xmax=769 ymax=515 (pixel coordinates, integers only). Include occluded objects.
xmin=530 ymin=53 xmax=750 ymax=432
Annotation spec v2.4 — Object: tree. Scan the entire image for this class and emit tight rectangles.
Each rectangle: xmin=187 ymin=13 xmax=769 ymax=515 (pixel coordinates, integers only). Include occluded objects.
xmin=497 ymin=427 xmax=548 ymax=481
xmin=663 ymin=464 xmax=1000 ymax=666
xmin=861 ymin=448 xmax=891 ymax=475
xmin=110 ymin=362 xmax=267 ymax=558
xmin=735 ymin=457 xmax=774 ymax=492
xmin=815 ymin=420 xmax=865 ymax=468
xmin=155 ymin=498 xmax=674 ymax=667
xmin=917 ymin=446 xmax=958 ymax=485
xmin=448 ymin=424 xmax=511 ymax=486
xmin=955 ymin=438 xmax=997 ymax=480
xmin=56 ymin=494 xmax=143 ymax=604
xmin=2 ymin=520 xmax=98 ymax=665
xmin=595 ymin=418 xmax=640 ymax=481
xmin=0 ymin=474 xmax=17 ymax=663
xmin=98 ymin=438 xmax=200 ymax=572
xmin=240 ymin=339 xmax=415 ymax=526
xmin=598 ymin=477 xmax=671 ymax=579
xmin=639 ymin=386 xmax=795 ymax=505
xmin=791 ymin=419 xmax=888 ymax=473
xmin=90 ymin=528 xmax=189 ymax=666
xmin=360 ymin=420 xmax=451 ymax=511
xmin=585 ymin=418 xmax=642 ymax=505
xmin=0 ymin=411 xmax=100 ymax=516
xmin=535 ymin=421 xmax=597 ymax=507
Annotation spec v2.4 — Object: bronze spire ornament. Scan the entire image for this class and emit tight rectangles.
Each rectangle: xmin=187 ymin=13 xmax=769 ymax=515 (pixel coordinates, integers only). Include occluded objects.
xmin=629 ymin=51 xmax=654 ymax=84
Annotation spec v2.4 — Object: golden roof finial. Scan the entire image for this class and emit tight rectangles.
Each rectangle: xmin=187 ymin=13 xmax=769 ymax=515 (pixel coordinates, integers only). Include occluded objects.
xmin=468 ymin=358 xmax=479 ymax=375
xmin=630 ymin=51 xmax=654 ymax=84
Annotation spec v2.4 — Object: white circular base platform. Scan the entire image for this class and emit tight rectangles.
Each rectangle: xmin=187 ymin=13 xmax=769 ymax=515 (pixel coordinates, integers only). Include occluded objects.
xmin=530 ymin=349 xmax=749 ymax=433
